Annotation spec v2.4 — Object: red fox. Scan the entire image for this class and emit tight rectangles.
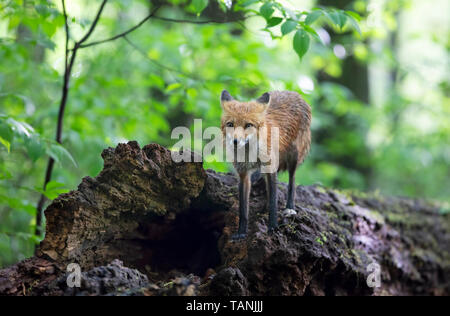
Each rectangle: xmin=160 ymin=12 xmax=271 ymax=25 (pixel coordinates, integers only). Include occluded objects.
xmin=220 ymin=90 xmax=311 ymax=240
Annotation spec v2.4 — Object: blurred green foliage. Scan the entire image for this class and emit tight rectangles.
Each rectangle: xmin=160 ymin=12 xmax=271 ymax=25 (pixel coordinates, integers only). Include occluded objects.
xmin=0 ymin=0 xmax=449 ymax=267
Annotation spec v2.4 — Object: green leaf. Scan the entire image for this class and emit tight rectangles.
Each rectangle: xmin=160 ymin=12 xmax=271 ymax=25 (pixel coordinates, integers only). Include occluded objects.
xmin=260 ymin=2 xmax=274 ymax=20
xmin=337 ymin=12 xmax=348 ymax=29
xmin=192 ymin=0 xmax=209 ymax=14
xmin=46 ymin=143 xmax=77 ymax=167
xmin=302 ymin=24 xmax=321 ymax=42
xmin=293 ymin=29 xmax=310 ymax=60
xmin=0 ymin=136 xmax=10 ymax=153
xmin=24 ymin=134 xmax=46 ymax=162
xmin=41 ymin=21 xmax=57 ymax=38
xmin=35 ymin=4 xmax=51 ymax=17
xmin=324 ymin=10 xmax=347 ymax=29
xmin=148 ymin=74 xmax=165 ymax=89
xmin=6 ymin=118 xmax=33 ymax=138
xmin=0 ymin=120 xmax=13 ymax=142
xmin=345 ymin=12 xmax=362 ymax=36
xmin=305 ymin=10 xmax=322 ymax=25
xmin=39 ymin=181 xmax=69 ymax=200
xmin=266 ymin=17 xmax=283 ymax=28
xmin=11 ymin=232 xmax=41 ymax=244
xmin=0 ymin=194 xmax=36 ymax=216
xmin=281 ymin=19 xmax=297 ymax=35
xmin=45 ymin=181 xmax=66 ymax=191
xmin=166 ymin=82 xmax=182 ymax=92
xmin=8 ymin=16 xmax=21 ymax=30
xmin=241 ymin=0 xmax=259 ymax=6
xmin=0 ymin=164 xmax=12 ymax=180
xmin=345 ymin=10 xmax=361 ymax=21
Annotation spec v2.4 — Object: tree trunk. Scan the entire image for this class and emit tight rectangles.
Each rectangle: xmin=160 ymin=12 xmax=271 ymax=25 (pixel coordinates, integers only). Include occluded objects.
xmin=315 ymin=0 xmax=373 ymax=189
xmin=0 ymin=142 xmax=448 ymax=296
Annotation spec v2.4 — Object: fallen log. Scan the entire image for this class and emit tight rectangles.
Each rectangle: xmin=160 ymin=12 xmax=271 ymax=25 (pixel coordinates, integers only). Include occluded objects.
xmin=0 ymin=141 xmax=448 ymax=296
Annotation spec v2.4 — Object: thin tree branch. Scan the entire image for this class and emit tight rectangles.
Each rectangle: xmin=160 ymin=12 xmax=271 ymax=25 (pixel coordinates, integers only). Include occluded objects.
xmin=78 ymin=5 xmax=161 ymax=49
xmin=152 ymin=15 xmax=252 ymax=24
xmin=123 ymin=36 xmax=232 ymax=86
xmin=78 ymin=9 xmax=250 ymax=50
xmin=62 ymin=0 xmax=69 ymax=71
xmin=123 ymin=36 xmax=200 ymax=81
xmin=76 ymin=0 xmax=108 ymax=46
xmin=35 ymin=0 xmax=108 ymax=237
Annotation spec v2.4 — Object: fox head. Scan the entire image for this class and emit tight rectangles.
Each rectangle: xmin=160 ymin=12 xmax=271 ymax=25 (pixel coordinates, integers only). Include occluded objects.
xmin=220 ymin=90 xmax=271 ymax=148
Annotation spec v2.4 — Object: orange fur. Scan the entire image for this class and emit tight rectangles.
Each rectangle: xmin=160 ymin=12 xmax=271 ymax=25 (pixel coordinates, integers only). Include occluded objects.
xmin=221 ymin=91 xmax=311 ymax=172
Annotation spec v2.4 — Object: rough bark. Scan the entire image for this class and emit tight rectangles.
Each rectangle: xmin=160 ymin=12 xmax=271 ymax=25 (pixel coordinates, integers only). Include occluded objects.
xmin=0 ymin=142 xmax=449 ymax=296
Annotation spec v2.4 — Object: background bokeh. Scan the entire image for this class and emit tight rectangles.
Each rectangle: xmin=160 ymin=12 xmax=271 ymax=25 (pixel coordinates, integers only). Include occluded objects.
xmin=0 ymin=0 xmax=449 ymax=267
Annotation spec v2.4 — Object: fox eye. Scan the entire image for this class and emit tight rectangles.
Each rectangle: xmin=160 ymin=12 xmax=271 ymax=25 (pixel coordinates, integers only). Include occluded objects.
xmin=245 ymin=123 xmax=254 ymax=129
xmin=226 ymin=122 xmax=234 ymax=128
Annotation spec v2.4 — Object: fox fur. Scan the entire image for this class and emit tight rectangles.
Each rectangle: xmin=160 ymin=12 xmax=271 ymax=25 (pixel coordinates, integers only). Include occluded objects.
xmin=220 ymin=90 xmax=311 ymax=239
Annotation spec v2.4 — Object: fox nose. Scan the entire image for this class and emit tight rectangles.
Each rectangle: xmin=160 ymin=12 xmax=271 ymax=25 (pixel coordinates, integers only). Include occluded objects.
xmin=233 ymin=139 xmax=238 ymax=145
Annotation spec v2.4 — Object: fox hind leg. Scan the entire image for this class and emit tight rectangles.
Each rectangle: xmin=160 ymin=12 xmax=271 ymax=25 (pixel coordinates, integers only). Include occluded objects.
xmin=284 ymin=155 xmax=298 ymax=217
xmin=286 ymin=165 xmax=297 ymax=209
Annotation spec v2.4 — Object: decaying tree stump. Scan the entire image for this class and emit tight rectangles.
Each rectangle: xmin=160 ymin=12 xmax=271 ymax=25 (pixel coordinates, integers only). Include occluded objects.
xmin=0 ymin=141 xmax=449 ymax=296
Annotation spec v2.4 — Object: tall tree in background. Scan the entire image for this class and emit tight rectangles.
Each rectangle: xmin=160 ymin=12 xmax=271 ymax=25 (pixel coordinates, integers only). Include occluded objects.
xmin=315 ymin=0 xmax=372 ymax=189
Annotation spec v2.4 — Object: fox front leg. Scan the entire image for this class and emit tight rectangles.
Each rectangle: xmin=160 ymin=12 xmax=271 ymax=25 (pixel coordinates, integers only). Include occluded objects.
xmin=266 ymin=172 xmax=278 ymax=232
xmin=232 ymin=173 xmax=251 ymax=240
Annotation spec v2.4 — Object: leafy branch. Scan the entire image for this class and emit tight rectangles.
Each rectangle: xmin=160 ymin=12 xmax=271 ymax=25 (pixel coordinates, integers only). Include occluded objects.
xmin=251 ymin=1 xmax=362 ymax=60
xmin=0 ymin=114 xmax=76 ymax=170
xmin=77 ymin=5 xmax=162 ymax=49
xmin=35 ymin=0 xmax=109 ymax=236
xmin=151 ymin=14 xmax=250 ymax=24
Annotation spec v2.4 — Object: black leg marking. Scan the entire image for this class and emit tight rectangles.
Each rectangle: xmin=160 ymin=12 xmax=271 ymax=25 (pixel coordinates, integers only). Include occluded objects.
xmin=286 ymin=166 xmax=297 ymax=210
xmin=232 ymin=174 xmax=250 ymax=241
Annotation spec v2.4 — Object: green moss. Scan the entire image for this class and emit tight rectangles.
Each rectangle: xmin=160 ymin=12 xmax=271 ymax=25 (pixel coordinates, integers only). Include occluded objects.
xmin=315 ymin=186 xmax=327 ymax=194
xmin=350 ymin=248 xmax=368 ymax=267
xmin=333 ymin=189 xmax=357 ymax=205
xmin=315 ymin=237 xmax=324 ymax=246
xmin=365 ymin=209 xmax=386 ymax=225
xmin=325 ymin=211 xmax=338 ymax=220
xmin=385 ymin=212 xmax=406 ymax=223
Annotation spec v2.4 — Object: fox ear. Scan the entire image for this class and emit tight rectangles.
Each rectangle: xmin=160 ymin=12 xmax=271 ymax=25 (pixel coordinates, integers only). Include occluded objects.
xmin=256 ymin=92 xmax=270 ymax=105
xmin=220 ymin=90 xmax=234 ymax=109
xmin=256 ymin=92 xmax=271 ymax=113
xmin=221 ymin=90 xmax=234 ymax=102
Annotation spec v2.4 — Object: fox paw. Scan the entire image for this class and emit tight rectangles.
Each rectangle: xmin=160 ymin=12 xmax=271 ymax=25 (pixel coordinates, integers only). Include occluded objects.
xmin=282 ymin=208 xmax=297 ymax=217
xmin=231 ymin=233 xmax=247 ymax=241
